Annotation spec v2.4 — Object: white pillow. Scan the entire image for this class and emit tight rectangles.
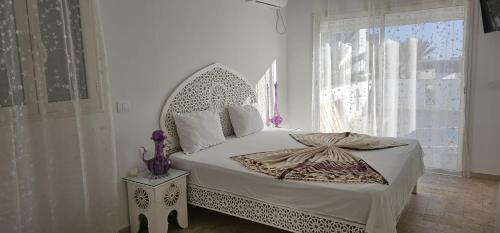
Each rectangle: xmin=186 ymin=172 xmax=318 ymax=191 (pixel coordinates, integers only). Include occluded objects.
xmin=173 ymin=110 xmax=225 ymax=154
xmin=228 ymin=105 xmax=264 ymax=137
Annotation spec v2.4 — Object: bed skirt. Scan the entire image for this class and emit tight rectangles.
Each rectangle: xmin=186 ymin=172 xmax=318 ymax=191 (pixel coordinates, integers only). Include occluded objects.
xmin=187 ymin=184 xmax=366 ymax=233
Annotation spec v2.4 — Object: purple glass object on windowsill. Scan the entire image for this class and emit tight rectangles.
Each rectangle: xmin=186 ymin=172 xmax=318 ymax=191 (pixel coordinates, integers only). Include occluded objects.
xmin=270 ymin=82 xmax=283 ymax=128
xmin=140 ymin=130 xmax=172 ymax=178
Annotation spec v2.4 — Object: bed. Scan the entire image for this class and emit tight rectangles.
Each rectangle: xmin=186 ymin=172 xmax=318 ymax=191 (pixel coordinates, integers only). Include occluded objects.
xmin=159 ymin=63 xmax=424 ymax=233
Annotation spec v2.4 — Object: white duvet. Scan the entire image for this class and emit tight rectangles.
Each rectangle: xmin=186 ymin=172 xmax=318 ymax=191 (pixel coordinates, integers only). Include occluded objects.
xmin=171 ymin=128 xmax=424 ymax=233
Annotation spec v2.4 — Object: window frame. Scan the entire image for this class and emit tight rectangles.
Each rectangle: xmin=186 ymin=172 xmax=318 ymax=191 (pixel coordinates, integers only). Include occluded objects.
xmin=29 ymin=0 xmax=103 ymax=116
xmin=0 ymin=0 xmax=38 ymax=122
xmin=0 ymin=0 xmax=103 ymax=123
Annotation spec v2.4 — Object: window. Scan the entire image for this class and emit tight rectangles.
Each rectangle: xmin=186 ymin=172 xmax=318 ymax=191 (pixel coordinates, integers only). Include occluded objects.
xmin=313 ymin=5 xmax=466 ymax=171
xmin=0 ymin=0 xmax=33 ymax=109
xmin=0 ymin=0 xmax=100 ymax=119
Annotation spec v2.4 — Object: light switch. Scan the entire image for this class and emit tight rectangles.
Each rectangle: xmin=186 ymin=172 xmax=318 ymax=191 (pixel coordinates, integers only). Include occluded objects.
xmin=116 ymin=101 xmax=131 ymax=113
xmin=122 ymin=102 xmax=131 ymax=112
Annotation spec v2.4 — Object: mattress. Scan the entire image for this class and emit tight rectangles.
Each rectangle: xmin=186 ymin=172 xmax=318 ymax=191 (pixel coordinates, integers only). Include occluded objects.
xmin=171 ymin=128 xmax=424 ymax=233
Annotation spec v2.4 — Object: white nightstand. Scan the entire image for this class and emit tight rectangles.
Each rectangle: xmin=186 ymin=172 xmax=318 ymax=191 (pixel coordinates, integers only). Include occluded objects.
xmin=123 ymin=168 xmax=189 ymax=233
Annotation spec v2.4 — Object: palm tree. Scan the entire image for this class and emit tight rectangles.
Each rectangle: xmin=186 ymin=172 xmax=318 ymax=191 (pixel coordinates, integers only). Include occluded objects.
xmin=399 ymin=39 xmax=436 ymax=79
xmin=416 ymin=40 xmax=436 ymax=61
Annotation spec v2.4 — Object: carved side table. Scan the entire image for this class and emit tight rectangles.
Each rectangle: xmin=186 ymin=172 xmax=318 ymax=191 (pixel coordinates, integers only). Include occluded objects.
xmin=123 ymin=169 xmax=189 ymax=233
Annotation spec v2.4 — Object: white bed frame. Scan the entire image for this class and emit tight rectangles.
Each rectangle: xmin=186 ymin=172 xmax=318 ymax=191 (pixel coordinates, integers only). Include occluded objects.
xmin=159 ymin=63 xmax=414 ymax=233
xmin=188 ymin=184 xmax=365 ymax=233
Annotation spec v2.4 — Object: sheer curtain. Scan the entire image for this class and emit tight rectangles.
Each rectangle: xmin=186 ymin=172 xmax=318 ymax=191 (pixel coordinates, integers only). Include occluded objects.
xmin=0 ymin=0 xmax=119 ymax=232
xmin=312 ymin=0 xmax=467 ymax=171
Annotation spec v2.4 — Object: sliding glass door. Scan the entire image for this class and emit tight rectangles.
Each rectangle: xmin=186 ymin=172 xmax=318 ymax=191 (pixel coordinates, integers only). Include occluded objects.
xmin=313 ymin=5 xmax=465 ymax=171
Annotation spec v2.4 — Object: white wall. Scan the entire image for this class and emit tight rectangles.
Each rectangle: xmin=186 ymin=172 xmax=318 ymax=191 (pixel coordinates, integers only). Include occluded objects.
xmin=286 ymin=0 xmax=500 ymax=175
xmin=286 ymin=0 xmax=328 ymax=130
xmin=469 ymin=6 xmax=500 ymax=176
xmin=286 ymin=0 xmax=314 ymax=130
xmin=98 ymin=0 xmax=287 ymax=228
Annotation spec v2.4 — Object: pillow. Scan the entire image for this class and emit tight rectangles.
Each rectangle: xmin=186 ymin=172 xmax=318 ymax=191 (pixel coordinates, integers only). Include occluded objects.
xmin=173 ymin=110 xmax=225 ymax=154
xmin=228 ymin=105 xmax=264 ymax=137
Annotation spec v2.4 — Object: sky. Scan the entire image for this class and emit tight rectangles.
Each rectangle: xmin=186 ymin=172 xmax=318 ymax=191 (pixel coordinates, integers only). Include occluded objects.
xmin=384 ymin=20 xmax=464 ymax=61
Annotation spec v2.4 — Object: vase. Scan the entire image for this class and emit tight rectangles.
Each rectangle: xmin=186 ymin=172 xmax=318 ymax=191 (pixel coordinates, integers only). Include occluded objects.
xmin=270 ymin=82 xmax=283 ymax=127
xmin=141 ymin=130 xmax=172 ymax=177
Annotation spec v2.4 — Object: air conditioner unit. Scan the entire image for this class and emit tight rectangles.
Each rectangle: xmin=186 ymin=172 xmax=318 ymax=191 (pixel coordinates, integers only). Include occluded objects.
xmin=246 ymin=0 xmax=288 ymax=9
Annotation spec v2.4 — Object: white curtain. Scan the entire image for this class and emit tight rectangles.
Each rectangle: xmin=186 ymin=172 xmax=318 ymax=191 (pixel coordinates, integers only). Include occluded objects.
xmin=0 ymin=0 xmax=119 ymax=232
xmin=313 ymin=0 xmax=467 ymax=171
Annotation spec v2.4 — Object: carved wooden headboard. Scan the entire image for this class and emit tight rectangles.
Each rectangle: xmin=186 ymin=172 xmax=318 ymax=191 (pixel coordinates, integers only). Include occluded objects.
xmin=159 ymin=63 xmax=257 ymax=154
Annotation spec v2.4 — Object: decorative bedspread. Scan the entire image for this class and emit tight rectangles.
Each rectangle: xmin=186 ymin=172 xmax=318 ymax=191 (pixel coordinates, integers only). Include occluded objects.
xmin=231 ymin=132 xmax=407 ymax=184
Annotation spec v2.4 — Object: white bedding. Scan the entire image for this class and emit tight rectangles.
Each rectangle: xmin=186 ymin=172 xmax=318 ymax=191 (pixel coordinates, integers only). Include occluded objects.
xmin=171 ymin=128 xmax=424 ymax=233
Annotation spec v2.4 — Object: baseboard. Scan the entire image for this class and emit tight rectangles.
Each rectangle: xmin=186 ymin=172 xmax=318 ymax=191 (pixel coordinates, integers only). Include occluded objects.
xmin=118 ymin=225 xmax=130 ymax=233
xmin=425 ymin=169 xmax=500 ymax=181
xmin=425 ymin=168 xmax=462 ymax=176
xmin=470 ymin=172 xmax=500 ymax=181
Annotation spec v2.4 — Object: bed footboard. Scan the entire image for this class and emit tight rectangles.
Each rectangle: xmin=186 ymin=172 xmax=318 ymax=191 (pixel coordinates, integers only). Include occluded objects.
xmin=187 ymin=184 xmax=366 ymax=233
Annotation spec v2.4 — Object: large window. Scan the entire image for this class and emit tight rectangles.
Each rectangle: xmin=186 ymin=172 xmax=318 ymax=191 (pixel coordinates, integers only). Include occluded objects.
xmin=0 ymin=0 xmax=100 ymax=119
xmin=313 ymin=5 xmax=466 ymax=171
